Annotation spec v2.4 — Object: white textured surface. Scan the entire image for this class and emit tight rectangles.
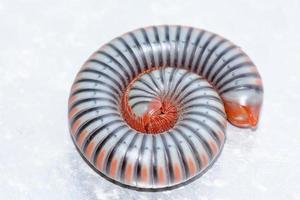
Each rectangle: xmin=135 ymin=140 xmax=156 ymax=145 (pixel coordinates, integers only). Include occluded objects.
xmin=1 ymin=0 xmax=300 ymax=199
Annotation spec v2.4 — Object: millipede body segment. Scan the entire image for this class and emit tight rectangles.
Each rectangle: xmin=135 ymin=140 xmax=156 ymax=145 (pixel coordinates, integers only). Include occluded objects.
xmin=68 ymin=25 xmax=263 ymax=191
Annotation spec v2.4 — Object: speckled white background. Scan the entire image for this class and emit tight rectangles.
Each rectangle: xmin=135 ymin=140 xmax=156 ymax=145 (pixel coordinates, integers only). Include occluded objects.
xmin=1 ymin=0 xmax=300 ymax=199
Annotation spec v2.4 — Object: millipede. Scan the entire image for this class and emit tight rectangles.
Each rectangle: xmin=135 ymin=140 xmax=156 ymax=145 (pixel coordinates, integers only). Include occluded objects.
xmin=68 ymin=25 xmax=263 ymax=191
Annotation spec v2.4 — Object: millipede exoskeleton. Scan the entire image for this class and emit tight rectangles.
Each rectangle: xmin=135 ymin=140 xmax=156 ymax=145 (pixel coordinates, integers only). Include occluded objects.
xmin=68 ymin=25 xmax=263 ymax=191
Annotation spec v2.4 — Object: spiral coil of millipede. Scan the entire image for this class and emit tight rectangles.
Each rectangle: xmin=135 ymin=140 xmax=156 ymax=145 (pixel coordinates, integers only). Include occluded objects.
xmin=68 ymin=25 xmax=263 ymax=191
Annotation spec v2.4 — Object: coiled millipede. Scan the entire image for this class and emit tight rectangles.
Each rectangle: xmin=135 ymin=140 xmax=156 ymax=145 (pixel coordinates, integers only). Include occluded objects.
xmin=68 ymin=25 xmax=263 ymax=191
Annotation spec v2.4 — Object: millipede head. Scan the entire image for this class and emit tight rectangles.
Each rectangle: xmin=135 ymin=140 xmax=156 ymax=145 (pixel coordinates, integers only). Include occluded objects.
xmin=222 ymin=88 xmax=263 ymax=129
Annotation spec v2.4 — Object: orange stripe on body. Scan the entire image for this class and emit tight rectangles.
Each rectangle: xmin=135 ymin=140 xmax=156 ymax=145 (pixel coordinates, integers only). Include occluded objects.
xmin=85 ymin=141 xmax=96 ymax=160
xmin=173 ymin=163 xmax=182 ymax=183
xmin=77 ymin=130 xmax=89 ymax=148
xmin=250 ymin=66 xmax=258 ymax=73
xmin=69 ymin=95 xmax=77 ymax=105
xmin=96 ymin=149 xmax=106 ymax=170
xmin=217 ymin=131 xmax=225 ymax=143
xmin=141 ymin=165 xmax=148 ymax=183
xmin=209 ymin=141 xmax=219 ymax=156
xmin=69 ymin=107 xmax=78 ymax=119
xmin=71 ymin=120 xmax=81 ymax=135
xmin=200 ymin=154 xmax=209 ymax=168
xmin=110 ymin=159 xmax=119 ymax=178
xmin=125 ymin=163 xmax=134 ymax=183
xmin=158 ymin=166 xmax=166 ymax=185
xmin=188 ymin=158 xmax=196 ymax=176
xmin=256 ymin=79 xmax=263 ymax=86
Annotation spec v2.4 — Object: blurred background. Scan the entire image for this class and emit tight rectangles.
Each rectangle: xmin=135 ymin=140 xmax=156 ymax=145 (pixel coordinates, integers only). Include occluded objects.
xmin=0 ymin=0 xmax=300 ymax=199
